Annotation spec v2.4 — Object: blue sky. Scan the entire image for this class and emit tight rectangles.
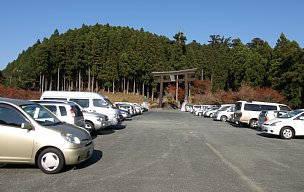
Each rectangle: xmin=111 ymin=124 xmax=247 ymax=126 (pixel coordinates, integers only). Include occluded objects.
xmin=1 ymin=0 xmax=303 ymax=70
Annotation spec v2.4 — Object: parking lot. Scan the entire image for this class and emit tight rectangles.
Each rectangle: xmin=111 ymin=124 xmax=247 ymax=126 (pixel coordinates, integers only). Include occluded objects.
xmin=1 ymin=109 xmax=304 ymax=192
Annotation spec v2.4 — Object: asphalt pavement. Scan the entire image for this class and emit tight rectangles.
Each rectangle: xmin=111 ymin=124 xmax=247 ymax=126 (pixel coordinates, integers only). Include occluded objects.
xmin=1 ymin=110 xmax=304 ymax=192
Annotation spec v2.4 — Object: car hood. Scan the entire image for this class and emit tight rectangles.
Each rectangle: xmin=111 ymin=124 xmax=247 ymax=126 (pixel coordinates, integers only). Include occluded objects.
xmin=47 ymin=122 xmax=91 ymax=139
xmin=83 ymin=111 xmax=106 ymax=118
xmin=263 ymin=117 xmax=291 ymax=125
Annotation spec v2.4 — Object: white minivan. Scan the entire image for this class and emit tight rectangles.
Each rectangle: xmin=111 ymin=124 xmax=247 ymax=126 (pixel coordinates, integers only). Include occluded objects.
xmin=234 ymin=100 xmax=291 ymax=128
xmin=40 ymin=91 xmax=121 ymax=126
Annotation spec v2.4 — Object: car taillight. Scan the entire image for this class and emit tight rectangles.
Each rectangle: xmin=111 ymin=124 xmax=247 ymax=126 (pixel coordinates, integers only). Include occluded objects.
xmin=70 ymin=109 xmax=75 ymax=117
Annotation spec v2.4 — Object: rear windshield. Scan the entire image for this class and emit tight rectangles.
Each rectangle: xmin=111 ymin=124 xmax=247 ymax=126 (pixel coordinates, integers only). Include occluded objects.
xmin=235 ymin=102 xmax=242 ymax=111
xmin=71 ymin=105 xmax=83 ymax=117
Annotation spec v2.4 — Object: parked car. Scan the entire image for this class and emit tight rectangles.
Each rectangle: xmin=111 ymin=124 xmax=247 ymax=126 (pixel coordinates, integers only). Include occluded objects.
xmin=257 ymin=110 xmax=289 ymax=129
xmin=40 ymin=91 xmax=122 ymax=126
xmin=31 ymin=100 xmax=85 ymax=128
xmin=213 ymin=105 xmax=235 ymax=122
xmin=0 ymin=97 xmax=94 ymax=174
xmin=261 ymin=109 xmax=304 ymax=139
xmin=204 ymin=106 xmax=219 ymax=118
xmin=116 ymin=103 xmax=135 ymax=116
xmin=234 ymin=100 xmax=291 ymax=128
xmin=33 ymin=100 xmax=110 ymax=134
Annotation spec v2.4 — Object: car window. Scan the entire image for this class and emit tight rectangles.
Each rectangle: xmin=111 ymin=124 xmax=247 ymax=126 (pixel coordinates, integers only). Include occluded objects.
xmin=235 ymin=102 xmax=242 ymax=110
xmin=44 ymin=105 xmax=57 ymax=115
xmin=59 ymin=106 xmax=67 ymax=116
xmin=0 ymin=104 xmax=27 ymax=127
xmin=93 ymin=99 xmax=108 ymax=107
xmin=244 ymin=104 xmax=261 ymax=111
xmin=279 ymin=105 xmax=292 ymax=111
xmin=21 ymin=104 xmax=61 ymax=125
xmin=70 ymin=99 xmax=89 ymax=108
xmin=279 ymin=110 xmax=303 ymax=118
xmin=260 ymin=105 xmax=277 ymax=110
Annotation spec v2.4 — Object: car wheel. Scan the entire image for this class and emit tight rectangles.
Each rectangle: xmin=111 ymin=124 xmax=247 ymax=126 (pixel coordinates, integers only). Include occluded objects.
xmin=209 ymin=113 xmax=213 ymax=118
xmin=280 ymin=127 xmax=294 ymax=139
xmin=85 ymin=121 xmax=96 ymax=135
xmin=249 ymin=119 xmax=258 ymax=128
xmin=38 ymin=148 xmax=65 ymax=174
xmin=220 ymin=115 xmax=227 ymax=122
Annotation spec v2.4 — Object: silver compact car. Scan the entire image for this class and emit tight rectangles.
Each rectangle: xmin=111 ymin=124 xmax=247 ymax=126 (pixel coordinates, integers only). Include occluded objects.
xmin=0 ymin=97 xmax=94 ymax=174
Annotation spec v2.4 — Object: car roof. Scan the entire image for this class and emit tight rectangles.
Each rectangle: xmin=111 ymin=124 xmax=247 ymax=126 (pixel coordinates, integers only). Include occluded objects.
xmin=31 ymin=99 xmax=76 ymax=105
xmin=0 ymin=97 xmax=35 ymax=106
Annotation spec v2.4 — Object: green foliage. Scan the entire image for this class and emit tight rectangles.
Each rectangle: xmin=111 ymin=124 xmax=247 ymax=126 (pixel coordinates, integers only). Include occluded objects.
xmin=2 ymin=25 xmax=304 ymax=107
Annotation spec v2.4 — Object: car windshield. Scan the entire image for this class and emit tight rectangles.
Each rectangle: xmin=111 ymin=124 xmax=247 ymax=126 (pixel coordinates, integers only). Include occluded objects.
xmin=104 ymin=98 xmax=116 ymax=108
xmin=278 ymin=110 xmax=303 ymax=119
xmin=219 ymin=106 xmax=230 ymax=111
xmin=21 ymin=104 xmax=61 ymax=126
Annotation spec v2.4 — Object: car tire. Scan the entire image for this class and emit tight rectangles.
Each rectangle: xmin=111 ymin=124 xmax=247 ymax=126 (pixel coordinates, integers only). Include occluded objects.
xmin=38 ymin=148 xmax=65 ymax=174
xmin=85 ymin=121 xmax=96 ymax=135
xmin=249 ymin=119 xmax=258 ymax=128
xmin=220 ymin=115 xmax=227 ymax=122
xmin=280 ymin=127 xmax=294 ymax=139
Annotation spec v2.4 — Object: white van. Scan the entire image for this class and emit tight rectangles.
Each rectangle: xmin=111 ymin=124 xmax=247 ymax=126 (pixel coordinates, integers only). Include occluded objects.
xmin=234 ymin=100 xmax=291 ymax=128
xmin=40 ymin=91 xmax=121 ymax=126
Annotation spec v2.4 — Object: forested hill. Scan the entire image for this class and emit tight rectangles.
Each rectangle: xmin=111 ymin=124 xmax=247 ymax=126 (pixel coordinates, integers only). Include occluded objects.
xmin=2 ymin=23 xmax=304 ymax=107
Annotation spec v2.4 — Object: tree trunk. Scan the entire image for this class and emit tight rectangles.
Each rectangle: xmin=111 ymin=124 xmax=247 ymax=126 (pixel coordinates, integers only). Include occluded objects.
xmin=57 ymin=67 xmax=60 ymax=91
xmin=42 ymin=74 xmax=45 ymax=93
xmin=127 ymin=79 xmax=129 ymax=94
xmin=147 ymin=85 xmax=150 ymax=99
xmin=92 ymin=76 xmax=94 ymax=92
xmin=49 ymin=75 xmax=53 ymax=91
xmin=123 ymin=76 xmax=126 ymax=93
xmin=112 ymin=81 xmax=115 ymax=94
xmin=78 ymin=70 xmax=81 ymax=91
xmin=39 ymin=72 xmax=42 ymax=92
xmin=133 ymin=76 xmax=136 ymax=94
xmin=142 ymin=82 xmax=145 ymax=96
xmin=88 ymin=67 xmax=91 ymax=91
xmin=63 ymin=76 xmax=66 ymax=91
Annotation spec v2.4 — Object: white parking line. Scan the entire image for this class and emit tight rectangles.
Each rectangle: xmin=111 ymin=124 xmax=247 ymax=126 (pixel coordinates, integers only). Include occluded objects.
xmin=206 ymin=143 xmax=264 ymax=192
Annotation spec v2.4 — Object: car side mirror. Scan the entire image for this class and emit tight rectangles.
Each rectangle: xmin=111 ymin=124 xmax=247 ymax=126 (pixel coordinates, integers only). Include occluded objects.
xmin=21 ymin=122 xmax=34 ymax=130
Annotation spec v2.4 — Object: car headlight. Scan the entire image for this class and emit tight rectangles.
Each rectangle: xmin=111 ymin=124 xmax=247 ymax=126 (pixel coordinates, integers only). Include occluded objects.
xmin=269 ymin=121 xmax=282 ymax=126
xmin=61 ymin=132 xmax=81 ymax=144
xmin=97 ymin=117 xmax=103 ymax=122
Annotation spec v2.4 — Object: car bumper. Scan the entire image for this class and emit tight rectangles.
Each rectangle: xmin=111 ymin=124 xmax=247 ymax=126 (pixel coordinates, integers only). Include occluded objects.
xmin=109 ymin=118 xmax=121 ymax=126
xmin=261 ymin=125 xmax=280 ymax=135
xmin=62 ymin=142 xmax=94 ymax=165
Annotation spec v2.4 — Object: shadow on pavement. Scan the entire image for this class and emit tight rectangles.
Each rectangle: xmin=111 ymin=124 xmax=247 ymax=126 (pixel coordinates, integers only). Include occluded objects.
xmin=73 ymin=150 xmax=103 ymax=170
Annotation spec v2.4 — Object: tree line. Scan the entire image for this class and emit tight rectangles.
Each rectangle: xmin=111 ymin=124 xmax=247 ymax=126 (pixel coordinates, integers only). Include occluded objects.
xmin=1 ymin=23 xmax=304 ymax=107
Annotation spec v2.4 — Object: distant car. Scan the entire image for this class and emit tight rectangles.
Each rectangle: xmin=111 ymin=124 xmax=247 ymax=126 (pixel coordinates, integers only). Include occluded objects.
xmin=213 ymin=105 xmax=235 ymax=122
xmin=204 ymin=106 xmax=219 ymax=118
xmin=262 ymin=109 xmax=304 ymax=139
xmin=0 ymin=97 xmax=94 ymax=174
xmin=257 ymin=110 xmax=289 ymax=129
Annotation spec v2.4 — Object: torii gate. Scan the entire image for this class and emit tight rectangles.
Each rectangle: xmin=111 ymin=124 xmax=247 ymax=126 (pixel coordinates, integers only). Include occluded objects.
xmin=152 ymin=68 xmax=197 ymax=108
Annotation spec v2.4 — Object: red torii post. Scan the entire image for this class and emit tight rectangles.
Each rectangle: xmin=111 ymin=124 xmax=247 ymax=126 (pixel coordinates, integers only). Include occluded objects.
xmin=152 ymin=68 xmax=197 ymax=108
